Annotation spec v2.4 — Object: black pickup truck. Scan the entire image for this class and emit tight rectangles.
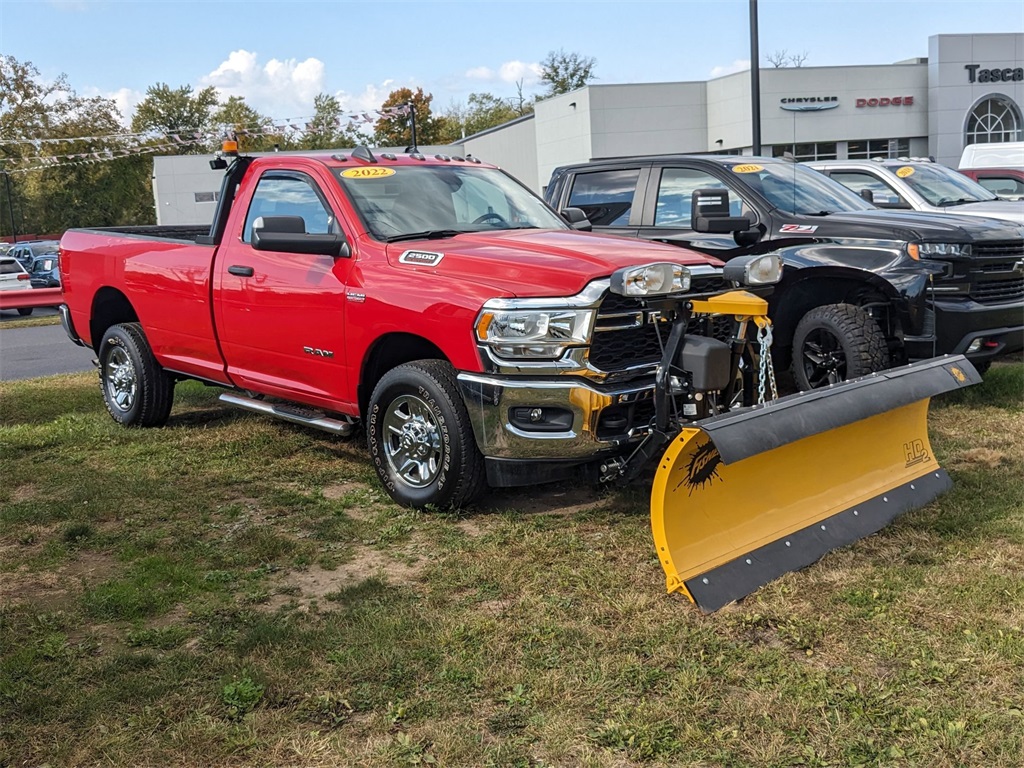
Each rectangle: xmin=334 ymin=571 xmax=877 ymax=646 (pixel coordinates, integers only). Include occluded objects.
xmin=545 ymin=155 xmax=1024 ymax=388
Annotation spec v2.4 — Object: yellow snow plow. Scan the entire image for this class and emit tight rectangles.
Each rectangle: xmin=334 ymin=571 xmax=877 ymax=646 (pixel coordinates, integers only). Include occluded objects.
xmin=602 ymin=261 xmax=982 ymax=612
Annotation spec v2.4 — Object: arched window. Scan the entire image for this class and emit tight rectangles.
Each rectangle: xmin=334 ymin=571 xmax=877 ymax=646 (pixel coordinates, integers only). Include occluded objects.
xmin=965 ymin=96 xmax=1023 ymax=144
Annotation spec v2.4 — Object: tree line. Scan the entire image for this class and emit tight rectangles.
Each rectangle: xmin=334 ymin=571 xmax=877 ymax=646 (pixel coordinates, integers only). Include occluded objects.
xmin=0 ymin=51 xmax=596 ymax=236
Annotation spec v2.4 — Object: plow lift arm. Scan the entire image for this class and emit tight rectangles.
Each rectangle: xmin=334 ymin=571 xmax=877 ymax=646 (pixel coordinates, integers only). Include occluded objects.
xmin=600 ymin=261 xmax=983 ymax=613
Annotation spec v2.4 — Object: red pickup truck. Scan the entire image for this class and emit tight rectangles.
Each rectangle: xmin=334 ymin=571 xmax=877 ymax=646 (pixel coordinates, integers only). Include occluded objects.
xmin=59 ymin=145 xmax=784 ymax=508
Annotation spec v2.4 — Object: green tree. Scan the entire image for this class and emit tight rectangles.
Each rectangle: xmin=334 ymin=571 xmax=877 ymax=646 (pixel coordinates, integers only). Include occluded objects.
xmin=211 ymin=95 xmax=284 ymax=151
xmin=131 ymin=83 xmax=219 ymax=153
xmin=373 ymin=87 xmax=451 ymax=148
xmin=0 ymin=55 xmax=154 ymax=235
xmin=539 ymin=50 xmax=597 ymax=96
xmin=300 ymin=93 xmax=367 ymax=150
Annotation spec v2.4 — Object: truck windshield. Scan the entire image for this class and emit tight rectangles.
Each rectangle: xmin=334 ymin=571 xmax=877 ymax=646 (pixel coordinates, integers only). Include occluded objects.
xmin=891 ymin=163 xmax=999 ymax=206
xmin=732 ymin=162 xmax=872 ymax=215
xmin=335 ymin=165 xmax=568 ymax=241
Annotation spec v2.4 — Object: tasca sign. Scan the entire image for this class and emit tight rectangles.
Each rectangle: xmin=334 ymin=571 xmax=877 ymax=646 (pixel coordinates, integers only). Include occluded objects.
xmin=780 ymin=96 xmax=839 ymax=112
xmin=965 ymin=64 xmax=1024 ymax=83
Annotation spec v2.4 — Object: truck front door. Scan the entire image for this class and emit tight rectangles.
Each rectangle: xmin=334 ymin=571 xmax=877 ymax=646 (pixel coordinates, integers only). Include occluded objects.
xmin=215 ymin=169 xmax=356 ymax=410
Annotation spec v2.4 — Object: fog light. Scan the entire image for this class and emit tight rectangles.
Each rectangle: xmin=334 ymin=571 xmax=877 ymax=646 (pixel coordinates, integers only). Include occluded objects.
xmin=966 ymin=339 xmax=983 ymax=353
xmin=509 ymin=406 xmax=574 ymax=432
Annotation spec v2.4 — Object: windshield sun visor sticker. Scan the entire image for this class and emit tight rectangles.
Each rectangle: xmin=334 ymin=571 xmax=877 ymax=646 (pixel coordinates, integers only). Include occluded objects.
xmin=731 ymin=164 xmax=764 ymax=174
xmin=896 ymin=166 xmax=915 ymax=178
xmin=780 ymin=224 xmax=818 ymax=233
xmin=340 ymin=167 xmax=396 ymax=179
xmin=399 ymin=250 xmax=445 ymax=267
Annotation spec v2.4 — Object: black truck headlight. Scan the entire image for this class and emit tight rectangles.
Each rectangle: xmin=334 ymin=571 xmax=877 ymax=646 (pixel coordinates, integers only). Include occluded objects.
xmin=610 ymin=262 xmax=691 ymax=296
xmin=723 ymin=253 xmax=783 ymax=286
xmin=907 ymin=242 xmax=972 ymax=260
xmin=475 ymin=307 xmax=595 ymax=359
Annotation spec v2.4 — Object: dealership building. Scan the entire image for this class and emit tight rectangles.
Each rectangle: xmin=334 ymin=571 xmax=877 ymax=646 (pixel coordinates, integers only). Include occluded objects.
xmin=155 ymin=33 xmax=1022 ymax=224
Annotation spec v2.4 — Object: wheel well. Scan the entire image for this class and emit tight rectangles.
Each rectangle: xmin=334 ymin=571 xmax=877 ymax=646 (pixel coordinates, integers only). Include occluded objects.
xmin=359 ymin=333 xmax=448 ymax=416
xmin=769 ymin=275 xmax=897 ymax=350
xmin=89 ymin=288 xmax=138 ymax=353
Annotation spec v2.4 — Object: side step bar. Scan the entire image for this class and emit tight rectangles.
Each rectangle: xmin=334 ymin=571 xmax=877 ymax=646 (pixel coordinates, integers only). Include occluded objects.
xmin=219 ymin=392 xmax=356 ymax=436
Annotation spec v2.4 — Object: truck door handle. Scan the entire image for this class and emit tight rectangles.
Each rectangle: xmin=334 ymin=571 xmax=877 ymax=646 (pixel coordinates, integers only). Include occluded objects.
xmin=228 ymin=265 xmax=254 ymax=277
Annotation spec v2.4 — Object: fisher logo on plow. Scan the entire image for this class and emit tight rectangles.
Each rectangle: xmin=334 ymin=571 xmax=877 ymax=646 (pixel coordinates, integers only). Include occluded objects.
xmin=676 ymin=439 xmax=723 ymax=495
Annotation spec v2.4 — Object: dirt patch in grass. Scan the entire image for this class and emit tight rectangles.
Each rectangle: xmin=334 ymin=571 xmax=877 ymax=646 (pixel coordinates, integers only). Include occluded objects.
xmin=477 ymin=483 xmax=611 ymax=516
xmin=0 ymin=551 xmax=116 ymax=609
xmin=263 ymin=547 xmax=429 ymax=612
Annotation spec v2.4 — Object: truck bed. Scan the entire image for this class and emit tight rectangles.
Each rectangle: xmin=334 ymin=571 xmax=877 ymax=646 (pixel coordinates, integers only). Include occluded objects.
xmin=75 ymin=225 xmax=211 ymax=243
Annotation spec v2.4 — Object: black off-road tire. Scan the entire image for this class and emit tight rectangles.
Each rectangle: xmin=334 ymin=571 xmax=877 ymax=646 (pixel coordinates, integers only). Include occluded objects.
xmin=17 ymin=308 xmax=32 ymax=316
xmin=791 ymin=304 xmax=889 ymax=391
xmin=970 ymin=359 xmax=992 ymax=376
xmin=98 ymin=322 xmax=175 ymax=427
xmin=367 ymin=360 xmax=487 ymax=510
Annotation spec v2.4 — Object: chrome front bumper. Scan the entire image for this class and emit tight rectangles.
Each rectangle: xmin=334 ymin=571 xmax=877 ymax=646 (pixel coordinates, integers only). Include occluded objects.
xmin=457 ymin=372 xmax=655 ymax=460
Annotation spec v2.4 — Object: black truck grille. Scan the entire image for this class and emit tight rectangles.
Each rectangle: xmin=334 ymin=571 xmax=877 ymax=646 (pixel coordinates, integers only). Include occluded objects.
xmin=973 ymin=241 xmax=1024 ymax=259
xmin=964 ymin=247 xmax=1024 ymax=304
xmin=589 ymin=277 xmax=734 ymax=372
xmin=970 ymin=276 xmax=1024 ymax=304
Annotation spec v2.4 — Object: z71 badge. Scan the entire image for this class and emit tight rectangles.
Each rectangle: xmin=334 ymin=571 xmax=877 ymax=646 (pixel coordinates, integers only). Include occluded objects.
xmin=399 ymin=250 xmax=445 ymax=266
xmin=780 ymin=224 xmax=818 ymax=234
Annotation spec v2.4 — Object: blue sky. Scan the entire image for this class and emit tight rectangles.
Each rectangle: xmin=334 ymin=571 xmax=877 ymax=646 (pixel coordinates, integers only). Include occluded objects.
xmin=2 ymin=0 xmax=1023 ymax=124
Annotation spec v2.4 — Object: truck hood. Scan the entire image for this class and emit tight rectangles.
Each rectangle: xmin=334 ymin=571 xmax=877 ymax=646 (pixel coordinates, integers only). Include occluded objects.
xmin=932 ymin=201 xmax=1024 ymax=225
xmin=384 ymin=229 xmax=722 ymax=298
xmin=785 ymin=209 xmax=1024 ymax=243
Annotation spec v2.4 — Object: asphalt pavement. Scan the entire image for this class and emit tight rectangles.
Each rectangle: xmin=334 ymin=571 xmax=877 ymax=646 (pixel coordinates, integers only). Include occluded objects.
xmin=0 ymin=311 xmax=97 ymax=380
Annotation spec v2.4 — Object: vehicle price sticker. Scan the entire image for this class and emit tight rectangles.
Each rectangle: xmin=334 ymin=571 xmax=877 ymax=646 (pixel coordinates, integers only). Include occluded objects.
xmin=341 ymin=167 xmax=396 ymax=178
xmin=895 ymin=166 xmax=915 ymax=178
xmin=731 ymin=164 xmax=764 ymax=174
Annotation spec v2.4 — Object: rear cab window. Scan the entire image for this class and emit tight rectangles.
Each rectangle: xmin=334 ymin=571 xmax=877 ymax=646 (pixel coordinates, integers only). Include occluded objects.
xmin=566 ymin=168 xmax=641 ymax=226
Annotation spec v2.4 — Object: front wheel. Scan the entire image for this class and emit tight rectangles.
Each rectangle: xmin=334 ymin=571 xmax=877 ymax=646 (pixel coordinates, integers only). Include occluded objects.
xmin=367 ymin=360 xmax=487 ymax=509
xmin=791 ymin=304 xmax=889 ymax=390
xmin=17 ymin=308 xmax=32 ymax=316
xmin=98 ymin=322 xmax=175 ymax=427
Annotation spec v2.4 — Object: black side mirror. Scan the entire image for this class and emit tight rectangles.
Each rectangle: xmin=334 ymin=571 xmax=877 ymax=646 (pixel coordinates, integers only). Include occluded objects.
xmin=859 ymin=188 xmax=876 ymax=204
xmin=691 ymin=188 xmax=752 ymax=234
xmin=252 ymin=215 xmax=351 ymax=258
xmin=560 ymin=207 xmax=592 ymax=231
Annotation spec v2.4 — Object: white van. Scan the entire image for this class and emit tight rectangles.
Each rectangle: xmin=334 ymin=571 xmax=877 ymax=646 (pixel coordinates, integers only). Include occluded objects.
xmin=959 ymin=142 xmax=1024 ymax=169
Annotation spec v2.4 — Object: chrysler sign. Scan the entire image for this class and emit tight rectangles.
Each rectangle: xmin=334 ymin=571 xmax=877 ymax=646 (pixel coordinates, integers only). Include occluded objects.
xmin=780 ymin=96 xmax=839 ymax=112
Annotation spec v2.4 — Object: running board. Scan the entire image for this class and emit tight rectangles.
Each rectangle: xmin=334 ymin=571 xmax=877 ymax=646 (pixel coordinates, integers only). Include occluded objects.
xmin=219 ymin=392 xmax=356 ymax=436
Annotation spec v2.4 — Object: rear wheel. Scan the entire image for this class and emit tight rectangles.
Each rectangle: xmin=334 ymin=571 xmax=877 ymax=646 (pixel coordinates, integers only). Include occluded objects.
xmin=367 ymin=360 xmax=486 ymax=509
xmin=791 ymin=304 xmax=889 ymax=390
xmin=98 ymin=322 xmax=174 ymax=427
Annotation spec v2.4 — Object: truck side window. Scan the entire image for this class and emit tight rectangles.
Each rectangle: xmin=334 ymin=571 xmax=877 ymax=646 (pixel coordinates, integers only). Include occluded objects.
xmin=242 ymin=175 xmax=336 ymax=243
xmin=566 ymin=169 xmax=640 ymax=226
xmin=828 ymin=171 xmax=903 ymax=206
xmin=655 ymin=168 xmax=747 ymax=226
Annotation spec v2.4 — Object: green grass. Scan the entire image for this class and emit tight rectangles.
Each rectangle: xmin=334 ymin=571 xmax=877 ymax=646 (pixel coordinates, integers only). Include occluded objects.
xmin=1 ymin=362 xmax=1022 ymax=767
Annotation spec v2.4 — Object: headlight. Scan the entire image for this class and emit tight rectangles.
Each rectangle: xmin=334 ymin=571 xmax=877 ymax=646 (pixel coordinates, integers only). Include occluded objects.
xmin=723 ymin=252 xmax=783 ymax=286
xmin=610 ymin=262 xmax=691 ymax=296
xmin=907 ymin=242 xmax=972 ymax=260
xmin=475 ymin=308 xmax=595 ymax=359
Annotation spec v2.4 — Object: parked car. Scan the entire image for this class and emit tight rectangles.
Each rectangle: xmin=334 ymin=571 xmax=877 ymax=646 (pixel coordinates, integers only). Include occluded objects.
xmin=958 ymin=167 xmax=1024 ymax=201
xmin=29 ymin=254 xmax=60 ymax=288
xmin=806 ymin=158 xmax=1024 ymax=224
xmin=959 ymin=141 xmax=1024 ymax=170
xmin=544 ymin=154 xmax=1024 ymax=385
xmin=9 ymin=240 xmax=60 ymax=269
xmin=0 ymin=255 xmax=34 ymax=315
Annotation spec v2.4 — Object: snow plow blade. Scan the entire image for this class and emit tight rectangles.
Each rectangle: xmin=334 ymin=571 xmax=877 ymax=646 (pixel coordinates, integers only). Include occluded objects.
xmin=651 ymin=356 xmax=981 ymax=613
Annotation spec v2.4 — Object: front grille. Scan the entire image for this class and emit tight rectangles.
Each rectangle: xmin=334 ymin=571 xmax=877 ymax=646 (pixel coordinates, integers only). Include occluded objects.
xmin=973 ymin=241 xmax=1024 ymax=259
xmin=969 ymin=277 xmax=1024 ymax=304
xmin=589 ymin=281 xmax=736 ymax=372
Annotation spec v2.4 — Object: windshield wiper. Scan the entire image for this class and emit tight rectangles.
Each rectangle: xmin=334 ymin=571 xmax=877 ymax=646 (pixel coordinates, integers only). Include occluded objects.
xmin=798 ymin=210 xmax=835 ymax=216
xmin=384 ymin=229 xmax=466 ymax=243
xmin=936 ymin=198 xmax=981 ymax=207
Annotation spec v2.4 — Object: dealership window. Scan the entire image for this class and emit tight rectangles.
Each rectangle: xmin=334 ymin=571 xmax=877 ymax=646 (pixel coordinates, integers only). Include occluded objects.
xmin=770 ymin=142 xmax=837 ymax=162
xmin=965 ymin=97 xmax=1023 ymax=144
xmin=847 ymin=139 xmax=911 ymax=159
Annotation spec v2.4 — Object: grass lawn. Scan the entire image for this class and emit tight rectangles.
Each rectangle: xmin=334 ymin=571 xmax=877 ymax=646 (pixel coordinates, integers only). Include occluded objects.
xmin=1 ymin=361 xmax=1022 ymax=767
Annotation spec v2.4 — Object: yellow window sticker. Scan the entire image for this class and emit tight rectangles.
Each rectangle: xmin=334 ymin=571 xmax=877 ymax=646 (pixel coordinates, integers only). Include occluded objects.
xmin=896 ymin=166 xmax=915 ymax=178
xmin=341 ymin=167 xmax=396 ymax=179
xmin=731 ymin=164 xmax=764 ymax=174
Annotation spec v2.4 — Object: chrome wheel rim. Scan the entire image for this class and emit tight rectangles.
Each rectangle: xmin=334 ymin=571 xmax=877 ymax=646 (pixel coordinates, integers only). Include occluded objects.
xmin=105 ymin=346 xmax=137 ymax=412
xmin=382 ymin=394 xmax=442 ymax=488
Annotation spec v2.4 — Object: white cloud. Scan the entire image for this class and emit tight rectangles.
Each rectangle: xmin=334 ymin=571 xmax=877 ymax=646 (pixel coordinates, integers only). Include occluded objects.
xmin=83 ymin=86 xmax=145 ymax=127
xmin=465 ymin=60 xmax=543 ymax=87
xmin=199 ymin=49 xmax=326 ymax=118
xmin=710 ymin=59 xmax=751 ymax=78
